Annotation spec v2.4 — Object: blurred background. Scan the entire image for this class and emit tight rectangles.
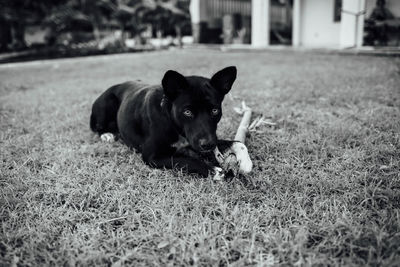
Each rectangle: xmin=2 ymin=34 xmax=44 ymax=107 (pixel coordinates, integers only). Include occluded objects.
xmin=0 ymin=0 xmax=399 ymax=61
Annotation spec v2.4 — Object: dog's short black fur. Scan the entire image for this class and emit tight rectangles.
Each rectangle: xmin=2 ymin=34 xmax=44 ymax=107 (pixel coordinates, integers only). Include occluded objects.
xmin=90 ymin=66 xmax=237 ymax=177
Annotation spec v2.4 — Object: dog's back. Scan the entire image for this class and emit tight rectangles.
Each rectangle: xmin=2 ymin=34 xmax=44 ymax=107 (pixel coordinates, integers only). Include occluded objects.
xmin=90 ymin=81 xmax=150 ymax=135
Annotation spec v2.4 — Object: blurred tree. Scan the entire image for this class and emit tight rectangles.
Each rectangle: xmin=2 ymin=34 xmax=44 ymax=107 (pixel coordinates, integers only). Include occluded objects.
xmin=0 ymin=0 xmax=66 ymax=50
xmin=44 ymin=0 xmax=118 ymax=44
xmin=0 ymin=0 xmax=190 ymax=50
xmin=141 ymin=0 xmax=190 ymax=43
xmin=108 ymin=0 xmax=190 ymax=44
xmin=112 ymin=0 xmax=190 ymax=39
xmin=162 ymin=0 xmax=191 ymax=44
xmin=112 ymin=0 xmax=147 ymax=37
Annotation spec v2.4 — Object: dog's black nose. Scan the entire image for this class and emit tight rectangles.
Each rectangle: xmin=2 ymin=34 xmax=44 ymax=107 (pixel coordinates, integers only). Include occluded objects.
xmin=199 ymin=138 xmax=216 ymax=152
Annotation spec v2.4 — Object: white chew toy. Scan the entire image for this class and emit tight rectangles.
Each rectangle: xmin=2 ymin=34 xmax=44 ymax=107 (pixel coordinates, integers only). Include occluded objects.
xmin=213 ymin=101 xmax=253 ymax=178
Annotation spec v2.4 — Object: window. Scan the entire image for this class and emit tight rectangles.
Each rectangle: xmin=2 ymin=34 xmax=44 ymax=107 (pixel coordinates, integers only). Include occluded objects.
xmin=334 ymin=0 xmax=342 ymax=22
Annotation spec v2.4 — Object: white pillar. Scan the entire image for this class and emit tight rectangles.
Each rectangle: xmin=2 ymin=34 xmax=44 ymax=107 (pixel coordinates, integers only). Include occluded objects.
xmin=189 ymin=0 xmax=208 ymax=24
xmin=340 ymin=0 xmax=366 ymax=48
xmin=190 ymin=0 xmax=209 ymax=43
xmin=356 ymin=0 xmax=366 ymax=48
xmin=292 ymin=0 xmax=301 ymax=47
xmin=251 ymin=0 xmax=270 ymax=47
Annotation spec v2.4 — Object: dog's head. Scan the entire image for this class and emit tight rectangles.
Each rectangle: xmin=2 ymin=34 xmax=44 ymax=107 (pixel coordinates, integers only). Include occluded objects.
xmin=162 ymin=66 xmax=237 ymax=153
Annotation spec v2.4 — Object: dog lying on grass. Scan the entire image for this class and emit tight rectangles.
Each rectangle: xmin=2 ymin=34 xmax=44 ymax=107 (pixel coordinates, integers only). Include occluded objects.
xmin=90 ymin=66 xmax=250 ymax=179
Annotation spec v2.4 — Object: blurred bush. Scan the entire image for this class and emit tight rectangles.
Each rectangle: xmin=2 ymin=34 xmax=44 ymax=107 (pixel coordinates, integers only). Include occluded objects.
xmin=0 ymin=0 xmax=191 ymax=53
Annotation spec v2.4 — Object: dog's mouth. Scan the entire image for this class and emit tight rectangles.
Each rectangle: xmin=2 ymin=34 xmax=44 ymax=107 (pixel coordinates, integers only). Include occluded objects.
xmin=197 ymin=143 xmax=217 ymax=154
xmin=174 ymin=136 xmax=215 ymax=154
xmin=199 ymin=148 xmax=215 ymax=153
xmin=188 ymin=143 xmax=215 ymax=154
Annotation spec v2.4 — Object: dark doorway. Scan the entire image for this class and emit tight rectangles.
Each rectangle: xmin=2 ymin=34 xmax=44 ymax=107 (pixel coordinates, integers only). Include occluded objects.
xmin=363 ymin=0 xmax=400 ymax=47
xmin=270 ymin=0 xmax=293 ymax=45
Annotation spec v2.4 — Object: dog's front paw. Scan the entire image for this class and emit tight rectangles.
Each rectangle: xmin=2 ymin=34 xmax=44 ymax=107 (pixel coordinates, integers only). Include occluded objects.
xmin=211 ymin=166 xmax=225 ymax=181
xmin=100 ymin=133 xmax=115 ymax=143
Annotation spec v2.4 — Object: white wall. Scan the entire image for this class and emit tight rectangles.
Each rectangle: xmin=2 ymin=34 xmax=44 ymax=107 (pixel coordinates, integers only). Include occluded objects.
xmin=340 ymin=0 xmax=365 ymax=48
xmin=299 ymin=0 xmax=341 ymax=47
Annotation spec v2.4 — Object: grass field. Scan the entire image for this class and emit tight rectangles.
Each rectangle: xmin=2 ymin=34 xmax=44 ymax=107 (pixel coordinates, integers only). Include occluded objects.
xmin=1 ymin=49 xmax=399 ymax=266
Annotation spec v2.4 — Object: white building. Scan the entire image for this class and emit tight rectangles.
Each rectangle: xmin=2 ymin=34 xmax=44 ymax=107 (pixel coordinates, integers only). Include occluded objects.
xmin=190 ymin=0 xmax=400 ymax=48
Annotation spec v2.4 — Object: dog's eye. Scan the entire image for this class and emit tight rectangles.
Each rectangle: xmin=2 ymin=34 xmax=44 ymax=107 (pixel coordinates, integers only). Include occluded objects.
xmin=211 ymin=108 xmax=219 ymax=116
xmin=183 ymin=109 xmax=193 ymax=117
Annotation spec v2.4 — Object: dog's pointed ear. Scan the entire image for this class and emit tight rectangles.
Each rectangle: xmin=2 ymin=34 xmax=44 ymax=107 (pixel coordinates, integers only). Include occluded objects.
xmin=210 ymin=66 xmax=237 ymax=95
xmin=162 ymin=70 xmax=188 ymax=99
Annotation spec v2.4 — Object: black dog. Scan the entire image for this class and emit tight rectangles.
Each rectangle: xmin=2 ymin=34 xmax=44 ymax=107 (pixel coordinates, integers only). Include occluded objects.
xmin=90 ymin=66 xmax=237 ymax=178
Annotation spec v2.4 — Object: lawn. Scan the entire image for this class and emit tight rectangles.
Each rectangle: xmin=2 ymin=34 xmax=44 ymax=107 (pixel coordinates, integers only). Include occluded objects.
xmin=1 ymin=49 xmax=399 ymax=266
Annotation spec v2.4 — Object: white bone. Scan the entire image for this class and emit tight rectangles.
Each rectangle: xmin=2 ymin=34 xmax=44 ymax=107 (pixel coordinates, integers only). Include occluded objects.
xmin=231 ymin=142 xmax=253 ymax=174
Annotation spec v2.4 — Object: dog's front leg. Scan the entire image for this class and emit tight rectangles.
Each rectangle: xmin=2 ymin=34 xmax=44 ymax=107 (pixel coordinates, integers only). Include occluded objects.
xmin=141 ymin=143 xmax=222 ymax=179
